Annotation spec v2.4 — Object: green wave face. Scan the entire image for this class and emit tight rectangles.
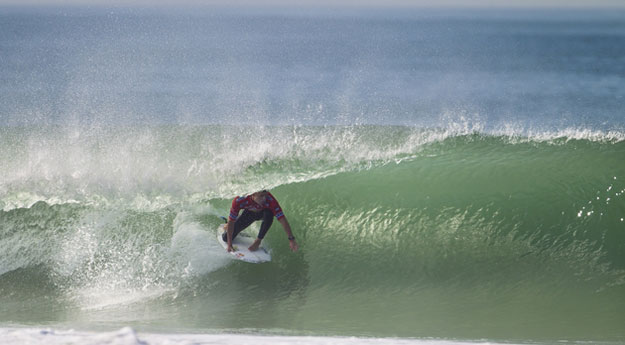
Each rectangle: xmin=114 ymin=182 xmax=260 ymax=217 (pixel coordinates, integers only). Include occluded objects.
xmin=1 ymin=126 xmax=624 ymax=341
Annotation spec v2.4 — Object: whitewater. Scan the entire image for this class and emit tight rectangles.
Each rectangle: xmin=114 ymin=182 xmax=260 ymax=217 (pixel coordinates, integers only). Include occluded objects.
xmin=1 ymin=125 xmax=624 ymax=343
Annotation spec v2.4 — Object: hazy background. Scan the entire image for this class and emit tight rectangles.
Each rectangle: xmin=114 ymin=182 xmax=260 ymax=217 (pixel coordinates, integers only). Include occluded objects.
xmin=1 ymin=0 xmax=625 ymax=7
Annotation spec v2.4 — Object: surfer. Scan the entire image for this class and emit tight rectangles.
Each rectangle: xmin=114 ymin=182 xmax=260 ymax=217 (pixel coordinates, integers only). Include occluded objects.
xmin=223 ymin=190 xmax=299 ymax=253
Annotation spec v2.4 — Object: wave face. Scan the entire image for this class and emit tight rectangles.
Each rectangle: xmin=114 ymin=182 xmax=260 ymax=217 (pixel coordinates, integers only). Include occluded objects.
xmin=0 ymin=125 xmax=624 ymax=341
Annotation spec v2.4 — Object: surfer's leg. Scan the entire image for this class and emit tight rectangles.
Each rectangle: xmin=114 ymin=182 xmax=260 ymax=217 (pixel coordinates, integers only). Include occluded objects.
xmin=256 ymin=209 xmax=274 ymax=239
xmin=222 ymin=210 xmax=263 ymax=242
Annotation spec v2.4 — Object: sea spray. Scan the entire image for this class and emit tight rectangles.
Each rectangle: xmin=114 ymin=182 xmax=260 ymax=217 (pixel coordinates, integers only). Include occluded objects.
xmin=1 ymin=125 xmax=623 ymax=339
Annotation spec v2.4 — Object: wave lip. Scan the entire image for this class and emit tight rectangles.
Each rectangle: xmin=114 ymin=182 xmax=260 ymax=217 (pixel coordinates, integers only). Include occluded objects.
xmin=1 ymin=125 xmax=623 ymax=211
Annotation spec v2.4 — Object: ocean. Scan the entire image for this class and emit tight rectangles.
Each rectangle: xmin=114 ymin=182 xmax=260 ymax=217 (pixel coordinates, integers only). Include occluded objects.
xmin=0 ymin=5 xmax=624 ymax=345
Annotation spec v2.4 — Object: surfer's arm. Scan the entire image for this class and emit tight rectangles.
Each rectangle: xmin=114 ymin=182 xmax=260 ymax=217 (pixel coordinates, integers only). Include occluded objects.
xmin=278 ymin=217 xmax=298 ymax=252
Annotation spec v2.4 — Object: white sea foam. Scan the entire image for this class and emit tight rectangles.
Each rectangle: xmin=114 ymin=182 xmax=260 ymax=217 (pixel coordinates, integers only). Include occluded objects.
xmin=168 ymin=211 xmax=231 ymax=278
xmin=63 ymin=210 xmax=232 ymax=311
xmin=0 ymin=327 xmax=528 ymax=345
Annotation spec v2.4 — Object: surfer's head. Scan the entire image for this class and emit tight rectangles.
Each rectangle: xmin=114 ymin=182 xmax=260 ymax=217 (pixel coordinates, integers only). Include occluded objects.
xmin=252 ymin=190 xmax=269 ymax=204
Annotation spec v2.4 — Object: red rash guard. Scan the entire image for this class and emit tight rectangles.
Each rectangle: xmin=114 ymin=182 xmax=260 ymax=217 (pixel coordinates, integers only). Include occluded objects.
xmin=228 ymin=192 xmax=285 ymax=222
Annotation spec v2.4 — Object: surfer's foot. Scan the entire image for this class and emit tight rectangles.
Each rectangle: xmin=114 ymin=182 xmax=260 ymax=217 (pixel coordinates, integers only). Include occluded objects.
xmin=248 ymin=239 xmax=262 ymax=251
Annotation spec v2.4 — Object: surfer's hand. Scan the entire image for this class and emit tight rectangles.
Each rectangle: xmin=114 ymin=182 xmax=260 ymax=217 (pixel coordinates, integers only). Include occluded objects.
xmin=289 ymin=239 xmax=299 ymax=252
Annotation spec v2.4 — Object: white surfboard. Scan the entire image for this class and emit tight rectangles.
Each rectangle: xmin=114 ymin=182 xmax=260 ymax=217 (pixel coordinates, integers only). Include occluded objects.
xmin=217 ymin=226 xmax=271 ymax=263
